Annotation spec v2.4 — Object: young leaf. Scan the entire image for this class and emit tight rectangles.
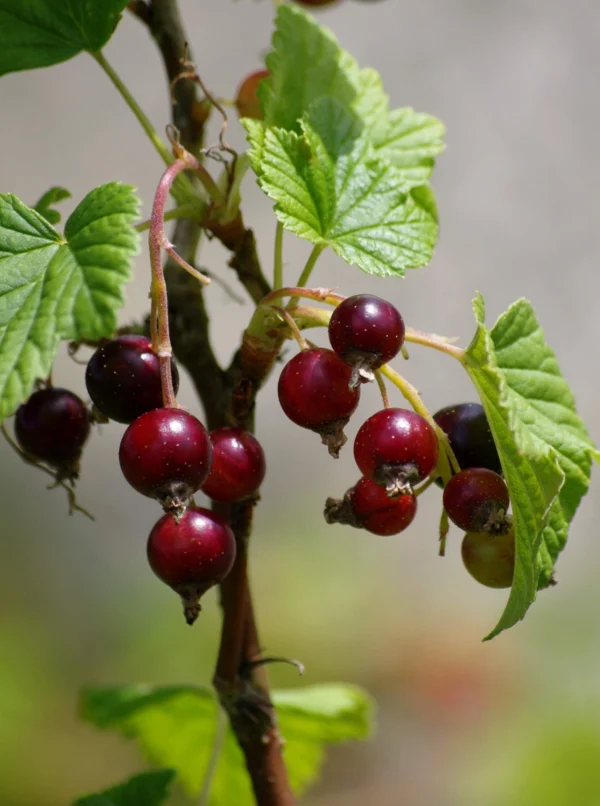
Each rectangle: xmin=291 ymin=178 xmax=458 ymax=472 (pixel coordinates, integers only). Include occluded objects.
xmin=80 ymin=682 xmax=375 ymax=804
xmin=33 ymin=186 xmax=72 ymax=225
xmin=464 ymin=294 xmax=595 ymax=639
xmin=244 ymin=100 xmax=438 ymax=277
xmin=256 ymin=4 xmax=444 ymax=188
xmin=0 ymin=184 xmax=140 ymax=420
xmin=0 ymin=0 xmax=129 ymax=76
xmin=73 ymin=769 xmax=175 ymax=806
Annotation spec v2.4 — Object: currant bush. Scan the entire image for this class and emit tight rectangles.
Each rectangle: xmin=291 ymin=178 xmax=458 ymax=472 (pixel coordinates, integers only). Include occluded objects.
xmin=147 ymin=507 xmax=236 ymax=624
xmin=15 ymin=387 xmax=90 ymax=472
xmin=443 ymin=467 xmax=510 ymax=534
xmin=354 ymin=408 xmax=439 ymax=494
xmin=461 ymin=528 xmax=515 ymax=588
xmin=85 ymin=335 xmax=179 ymax=424
xmin=325 ymin=476 xmax=417 ymax=536
xmin=328 ymin=294 xmax=405 ymax=385
xmin=278 ymin=347 xmax=361 ymax=457
xmin=201 ymin=427 xmax=266 ymax=503
xmin=119 ymin=408 xmax=213 ymax=512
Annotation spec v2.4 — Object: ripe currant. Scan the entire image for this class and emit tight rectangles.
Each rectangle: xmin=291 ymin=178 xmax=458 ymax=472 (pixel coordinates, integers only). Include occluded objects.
xmin=461 ymin=528 xmax=515 ymax=589
xmin=433 ymin=403 xmax=501 ymax=486
xmin=15 ymin=387 xmax=90 ymax=474
xmin=201 ymin=427 xmax=266 ymax=503
xmin=354 ymin=408 xmax=439 ymax=494
xmin=443 ymin=468 xmax=510 ymax=534
xmin=328 ymin=294 xmax=405 ymax=386
xmin=119 ymin=408 xmax=213 ymax=513
xmin=147 ymin=507 xmax=236 ymax=624
xmin=235 ymin=69 xmax=269 ymax=120
xmin=85 ymin=335 xmax=179 ymax=424
xmin=278 ymin=347 xmax=360 ymax=457
xmin=325 ymin=476 xmax=417 ymax=536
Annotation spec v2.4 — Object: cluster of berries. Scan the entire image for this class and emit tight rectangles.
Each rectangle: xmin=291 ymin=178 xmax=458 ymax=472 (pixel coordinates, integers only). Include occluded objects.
xmin=274 ymin=294 xmax=515 ymax=589
xmin=13 ymin=335 xmax=266 ymax=623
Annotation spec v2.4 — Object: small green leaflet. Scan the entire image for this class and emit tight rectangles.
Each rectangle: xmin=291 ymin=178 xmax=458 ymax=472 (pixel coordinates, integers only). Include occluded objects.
xmin=244 ymin=100 xmax=438 ymax=277
xmin=73 ymin=769 xmax=175 ymax=806
xmin=80 ymin=683 xmax=374 ymax=804
xmin=259 ymin=5 xmax=445 ymax=186
xmin=0 ymin=0 xmax=129 ymax=76
xmin=0 ymin=183 xmax=140 ymax=420
xmin=464 ymin=294 xmax=595 ymax=639
xmin=33 ymin=186 xmax=71 ymax=226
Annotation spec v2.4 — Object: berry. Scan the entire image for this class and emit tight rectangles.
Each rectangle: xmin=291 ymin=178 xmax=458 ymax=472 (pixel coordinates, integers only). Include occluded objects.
xmin=85 ymin=335 xmax=179 ymax=424
xmin=328 ymin=294 xmax=405 ymax=385
xmin=15 ymin=387 xmax=90 ymax=471
xmin=147 ymin=507 xmax=236 ymax=624
xmin=443 ymin=468 xmax=510 ymax=534
xmin=235 ymin=69 xmax=269 ymax=120
xmin=325 ymin=476 xmax=417 ymax=536
xmin=461 ymin=528 xmax=515 ymax=589
xmin=119 ymin=408 xmax=212 ymax=512
xmin=278 ymin=347 xmax=360 ymax=457
xmin=433 ymin=403 xmax=501 ymax=485
xmin=201 ymin=427 xmax=266 ymax=503
xmin=354 ymin=408 xmax=439 ymax=494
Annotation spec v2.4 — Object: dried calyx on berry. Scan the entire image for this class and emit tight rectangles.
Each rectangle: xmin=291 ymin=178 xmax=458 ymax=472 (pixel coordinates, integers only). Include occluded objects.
xmin=325 ymin=476 xmax=417 ymax=536
xmin=443 ymin=467 xmax=510 ymax=534
xmin=15 ymin=387 xmax=90 ymax=480
xmin=278 ymin=347 xmax=360 ymax=457
xmin=147 ymin=507 xmax=236 ymax=624
xmin=354 ymin=408 xmax=439 ymax=495
xmin=328 ymin=294 xmax=405 ymax=387
xmin=119 ymin=408 xmax=213 ymax=516
xmin=85 ymin=335 xmax=179 ymax=424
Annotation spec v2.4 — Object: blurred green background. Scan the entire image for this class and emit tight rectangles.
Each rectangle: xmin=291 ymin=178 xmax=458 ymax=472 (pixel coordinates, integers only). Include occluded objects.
xmin=1 ymin=1 xmax=600 ymax=804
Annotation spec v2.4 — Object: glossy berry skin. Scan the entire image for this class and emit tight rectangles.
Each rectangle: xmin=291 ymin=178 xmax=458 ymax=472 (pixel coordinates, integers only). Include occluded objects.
xmin=147 ymin=507 xmax=236 ymax=624
xmin=235 ymin=69 xmax=269 ymax=120
xmin=278 ymin=347 xmax=360 ymax=457
xmin=433 ymin=403 xmax=501 ymax=482
xmin=329 ymin=294 xmax=405 ymax=380
xmin=119 ymin=408 xmax=212 ymax=511
xmin=15 ymin=387 xmax=90 ymax=467
xmin=354 ymin=408 xmax=439 ymax=494
xmin=443 ymin=468 xmax=509 ymax=534
xmin=201 ymin=427 xmax=266 ymax=503
xmin=85 ymin=335 xmax=179 ymax=424
xmin=350 ymin=477 xmax=417 ymax=535
xmin=461 ymin=528 xmax=515 ymax=589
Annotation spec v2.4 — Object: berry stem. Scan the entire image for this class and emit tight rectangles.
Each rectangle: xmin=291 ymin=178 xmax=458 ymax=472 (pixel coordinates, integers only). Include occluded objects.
xmin=439 ymin=508 xmax=450 ymax=556
xmin=404 ymin=327 xmax=465 ymax=361
xmin=374 ymin=370 xmax=391 ymax=408
xmin=268 ymin=306 xmax=309 ymax=350
xmin=273 ymin=222 xmax=284 ymax=290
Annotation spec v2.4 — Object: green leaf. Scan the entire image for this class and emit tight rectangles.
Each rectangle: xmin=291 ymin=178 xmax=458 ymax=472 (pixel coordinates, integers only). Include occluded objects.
xmin=244 ymin=100 xmax=438 ymax=277
xmin=33 ymin=186 xmax=71 ymax=225
xmin=81 ymin=682 xmax=374 ymax=804
xmin=464 ymin=294 xmax=595 ymax=638
xmin=256 ymin=4 xmax=444 ymax=188
xmin=0 ymin=0 xmax=129 ymax=76
xmin=73 ymin=769 xmax=175 ymax=806
xmin=0 ymin=183 xmax=140 ymax=420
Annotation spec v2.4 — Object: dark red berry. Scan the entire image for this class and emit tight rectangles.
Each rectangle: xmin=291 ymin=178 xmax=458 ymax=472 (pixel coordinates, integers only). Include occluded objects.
xmin=354 ymin=408 xmax=438 ymax=494
xmin=147 ymin=507 xmax=236 ymax=624
xmin=235 ymin=69 xmax=269 ymax=120
xmin=15 ymin=387 xmax=90 ymax=472
xmin=443 ymin=468 xmax=510 ymax=534
xmin=433 ymin=403 xmax=501 ymax=487
xmin=119 ymin=408 xmax=212 ymax=513
xmin=201 ymin=427 xmax=266 ymax=503
xmin=461 ymin=528 xmax=515 ymax=588
xmin=278 ymin=347 xmax=360 ymax=457
xmin=328 ymin=294 xmax=405 ymax=386
xmin=325 ymin=476 xmax=417 ymax=536
xmin=85 ymin=335 xmax=179 ymax=424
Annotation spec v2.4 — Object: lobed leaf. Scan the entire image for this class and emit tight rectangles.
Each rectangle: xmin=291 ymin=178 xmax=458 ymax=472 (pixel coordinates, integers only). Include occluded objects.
xmin=464 ymin=294 xmax=595 ymax=638
xmin=80 ymin=682 xmax=375 ymax=804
